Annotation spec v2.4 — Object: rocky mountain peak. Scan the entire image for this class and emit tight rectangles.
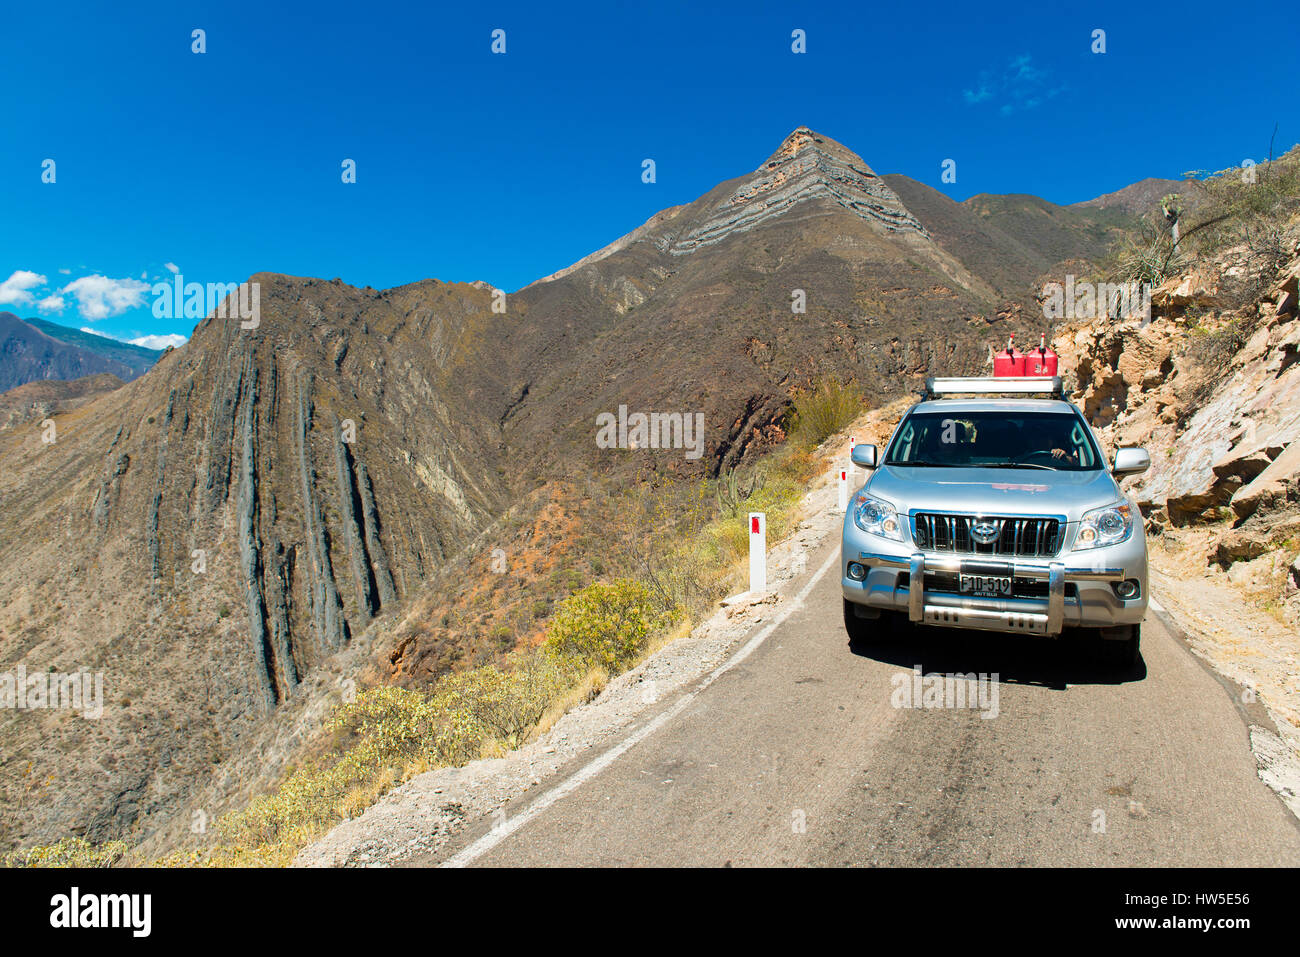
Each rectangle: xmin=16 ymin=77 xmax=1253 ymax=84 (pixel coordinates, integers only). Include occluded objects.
xmin=763 ymin=125 xmax=851 ymax=166
xmin=668 ymin=126 xmax=929 ymax=255
xmin=767 ymin=125 xmax=822 ymax=161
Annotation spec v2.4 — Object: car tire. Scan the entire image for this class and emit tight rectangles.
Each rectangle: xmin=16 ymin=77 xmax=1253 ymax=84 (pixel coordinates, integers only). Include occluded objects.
xmin=1098 ymin=624 xmax=1141 ymax=668
xmin=844 ymin=599 xmax=898 ymax=646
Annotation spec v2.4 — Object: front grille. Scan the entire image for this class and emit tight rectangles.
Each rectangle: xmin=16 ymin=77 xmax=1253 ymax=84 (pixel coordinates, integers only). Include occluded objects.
xmin=912 ymin=513 xmax=1062 ymax=559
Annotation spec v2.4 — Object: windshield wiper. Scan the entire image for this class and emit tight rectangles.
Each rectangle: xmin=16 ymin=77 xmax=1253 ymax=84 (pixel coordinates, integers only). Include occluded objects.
xmin=888 ymin=460 xmax=950 ymax=467
xmin=983 ymin=462 xmax=1058 ymax=471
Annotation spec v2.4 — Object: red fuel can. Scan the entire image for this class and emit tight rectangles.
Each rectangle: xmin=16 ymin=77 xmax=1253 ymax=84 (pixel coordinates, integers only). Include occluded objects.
xmin=993 ymin=336 xmax=1025 ymax=377
xmin=1026 ymin=334 xmax=1058 ymax=377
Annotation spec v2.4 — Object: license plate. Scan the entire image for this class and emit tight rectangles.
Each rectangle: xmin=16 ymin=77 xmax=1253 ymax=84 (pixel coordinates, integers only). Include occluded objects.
xmin=960 ymin=574 xmax=1012 ymax=597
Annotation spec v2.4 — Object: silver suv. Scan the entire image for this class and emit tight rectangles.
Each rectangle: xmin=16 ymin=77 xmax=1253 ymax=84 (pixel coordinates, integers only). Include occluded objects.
xmin=841 ymin=377 xmax=1150 ymax=665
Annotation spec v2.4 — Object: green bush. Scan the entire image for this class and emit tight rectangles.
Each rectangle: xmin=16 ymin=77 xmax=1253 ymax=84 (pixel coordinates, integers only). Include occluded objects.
xmin=544 ymin=579 xmax=669 ymax=672
xmin=708 ymin=469 xmax=805 ymax=562
xmin=787 ymin=378 xmax=865 ymax=450
xmin=429 ymin=657 xmax=567 ymax=752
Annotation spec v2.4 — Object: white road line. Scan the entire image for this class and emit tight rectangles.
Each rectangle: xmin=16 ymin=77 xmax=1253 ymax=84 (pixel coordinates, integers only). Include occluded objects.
xmin=441 ymin=546 xmax=842 ymax=867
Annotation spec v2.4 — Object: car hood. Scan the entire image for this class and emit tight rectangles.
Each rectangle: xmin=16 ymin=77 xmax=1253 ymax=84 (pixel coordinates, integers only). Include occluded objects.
xmin=863 ymin=465 xmax=1121 ymax=522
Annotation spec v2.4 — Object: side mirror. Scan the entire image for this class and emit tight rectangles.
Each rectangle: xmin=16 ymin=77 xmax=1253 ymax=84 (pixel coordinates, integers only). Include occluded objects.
xmin=851 ymin=444 xmax=877 ymax=469
xmin=1112 ymin=447 xmax=1150 ymax=477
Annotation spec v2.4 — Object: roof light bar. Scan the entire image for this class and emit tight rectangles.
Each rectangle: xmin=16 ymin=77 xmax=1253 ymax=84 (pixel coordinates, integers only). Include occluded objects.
xmin=923 ymin=376 xmax=1065 ymax=398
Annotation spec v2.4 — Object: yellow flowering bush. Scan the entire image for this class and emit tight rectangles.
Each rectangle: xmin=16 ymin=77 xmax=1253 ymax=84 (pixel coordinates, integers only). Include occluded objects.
xmin=213 ymin=656 xmax=571 ymax=856
xmin=4 ymin=837 xmax=128 ymax=868
xmin=543 ymin=579 xmax=670 ymax=673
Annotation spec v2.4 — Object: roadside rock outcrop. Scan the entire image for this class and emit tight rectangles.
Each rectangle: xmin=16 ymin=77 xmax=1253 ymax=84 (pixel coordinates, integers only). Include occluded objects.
xmin=1060 ymin=239 xmax=1300 ymax=569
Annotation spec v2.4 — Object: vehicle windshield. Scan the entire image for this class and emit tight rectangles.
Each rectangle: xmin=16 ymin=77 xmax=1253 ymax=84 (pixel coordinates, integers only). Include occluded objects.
xmin=884 ymin=410 xmax=1102 ymax=471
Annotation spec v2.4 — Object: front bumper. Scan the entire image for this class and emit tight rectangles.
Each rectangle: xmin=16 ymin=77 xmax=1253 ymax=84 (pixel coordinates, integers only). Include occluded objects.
xmin=841 ymin=536 xmax=1148 ymax=637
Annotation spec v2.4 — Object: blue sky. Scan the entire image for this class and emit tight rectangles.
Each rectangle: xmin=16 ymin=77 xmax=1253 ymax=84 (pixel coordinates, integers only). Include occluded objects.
xmin=2 ymin=0 xmax=1296 ymax=346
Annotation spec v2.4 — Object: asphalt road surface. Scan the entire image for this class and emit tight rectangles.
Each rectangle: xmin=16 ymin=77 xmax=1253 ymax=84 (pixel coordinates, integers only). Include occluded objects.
xmin=416 ymin=536 xmax=1300 ymax=867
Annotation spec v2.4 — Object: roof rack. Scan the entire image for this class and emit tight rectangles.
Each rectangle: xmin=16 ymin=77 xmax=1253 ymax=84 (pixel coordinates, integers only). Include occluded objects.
xmin=922 ymin=376 xmax=1066 ymax=400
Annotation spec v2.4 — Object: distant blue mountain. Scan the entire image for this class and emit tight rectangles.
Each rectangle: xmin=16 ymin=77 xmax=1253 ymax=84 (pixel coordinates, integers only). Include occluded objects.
xmin=0 ymin=312 xmax=162 ymax=392
xmin=23 ymin=317 xmax=162 ymax=376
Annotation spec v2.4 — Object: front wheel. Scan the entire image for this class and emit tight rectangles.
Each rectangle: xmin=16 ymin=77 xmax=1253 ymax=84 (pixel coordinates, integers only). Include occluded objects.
xmin=1098 ymin=624 xmax=1141 ymax=668
xmin=844 ymin=599 xmax=900 ymax=646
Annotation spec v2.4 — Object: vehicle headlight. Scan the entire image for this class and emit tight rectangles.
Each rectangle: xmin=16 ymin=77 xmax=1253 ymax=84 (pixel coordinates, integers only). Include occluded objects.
xmin=1073 ymin=501 xmax=1134 ymax=550
xmin=852 ymin=493 xmax=904 ymax=542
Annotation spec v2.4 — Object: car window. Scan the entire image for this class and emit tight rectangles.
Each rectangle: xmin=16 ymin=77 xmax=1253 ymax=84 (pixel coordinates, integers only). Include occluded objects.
xmin=1068 ymin=421 xmax=1099 ymax=468
xmin=885 ymin=410 xmax=1102 ymax=470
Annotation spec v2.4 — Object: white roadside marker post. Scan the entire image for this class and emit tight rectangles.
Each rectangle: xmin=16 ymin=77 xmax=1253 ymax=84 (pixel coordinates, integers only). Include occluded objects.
xmin=748 ymin=512 xmax=767 ymax=596
xmin=838 ymin=468 xmax=848 ymax=511
xmin=848 ymin=435 xmax=856 ymax=480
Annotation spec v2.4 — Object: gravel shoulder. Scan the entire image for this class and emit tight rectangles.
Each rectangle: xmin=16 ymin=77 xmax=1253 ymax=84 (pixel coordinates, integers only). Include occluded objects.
xmin=1148 ymin=531 xmax=1300 ymax=816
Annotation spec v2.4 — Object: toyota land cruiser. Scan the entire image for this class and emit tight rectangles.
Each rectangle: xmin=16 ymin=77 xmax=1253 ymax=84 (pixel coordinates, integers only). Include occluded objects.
xmin=841 ymin=376 xmax=1150 ymax=665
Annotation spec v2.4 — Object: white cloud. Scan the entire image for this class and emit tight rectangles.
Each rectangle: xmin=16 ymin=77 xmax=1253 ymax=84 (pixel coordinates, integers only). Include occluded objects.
xmin=58 ymin=268 xmax=71 ymax=275
xmin=962 ymin=54 xmax=1064 ymax=115
xmin=129 ymin=333 xmax=187 ymax=350
xmin=73 ymin=327 xmax=186 ymax=350
xmin=0 ymin=270 xmax=48 ymax=308
xmin=38 ymin=295 xmax=66 ymax=313
xmin=164 ymin=262 xmax=180 ymax=274
xmin=59 ymin=274 xmax=151 ymax=321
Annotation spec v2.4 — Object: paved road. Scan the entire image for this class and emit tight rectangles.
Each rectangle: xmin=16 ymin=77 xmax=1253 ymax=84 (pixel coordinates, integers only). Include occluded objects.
xmin=417 ymin=536 xmax=1300 ymax=867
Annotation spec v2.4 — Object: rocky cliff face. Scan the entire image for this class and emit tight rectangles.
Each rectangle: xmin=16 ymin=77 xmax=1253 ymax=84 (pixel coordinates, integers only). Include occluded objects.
xmin=0 ymin=275 xmax=509 ymax=850
xmin=1056 ymin=240 xmax=1300 ymax=564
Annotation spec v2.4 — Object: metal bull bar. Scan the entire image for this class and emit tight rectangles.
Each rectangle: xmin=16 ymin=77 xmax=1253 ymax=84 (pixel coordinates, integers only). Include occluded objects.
xmin=882 ymin=551 xmax=1122 ymax=636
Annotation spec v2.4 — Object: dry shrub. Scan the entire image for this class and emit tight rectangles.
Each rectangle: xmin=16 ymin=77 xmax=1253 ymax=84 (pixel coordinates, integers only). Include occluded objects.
xmin=787 ymin=378 xmax=866 ymax=450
